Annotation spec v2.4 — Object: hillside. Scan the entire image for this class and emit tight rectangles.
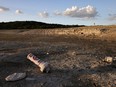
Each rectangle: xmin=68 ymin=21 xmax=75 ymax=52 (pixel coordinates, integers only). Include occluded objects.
xmin=0 ymin=21 xmax=84 ymax=29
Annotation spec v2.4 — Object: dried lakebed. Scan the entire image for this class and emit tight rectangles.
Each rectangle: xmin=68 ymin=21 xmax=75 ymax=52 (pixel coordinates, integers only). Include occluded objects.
xmin=0 ymin=27 xmax=116 ymax=87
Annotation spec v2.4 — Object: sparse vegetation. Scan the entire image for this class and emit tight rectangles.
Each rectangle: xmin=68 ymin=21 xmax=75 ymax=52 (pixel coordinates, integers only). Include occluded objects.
xmin=0 ymin=21 xmax=85 ymax=29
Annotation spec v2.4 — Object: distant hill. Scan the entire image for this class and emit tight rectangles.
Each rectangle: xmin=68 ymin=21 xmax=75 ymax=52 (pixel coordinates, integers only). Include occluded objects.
xmin=0 ymin=21 xmax=85 ymax=29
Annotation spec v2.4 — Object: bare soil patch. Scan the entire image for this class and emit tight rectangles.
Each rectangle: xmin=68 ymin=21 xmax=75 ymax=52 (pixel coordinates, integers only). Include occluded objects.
xmin=0 ymin=26 xmax=116 ymax=87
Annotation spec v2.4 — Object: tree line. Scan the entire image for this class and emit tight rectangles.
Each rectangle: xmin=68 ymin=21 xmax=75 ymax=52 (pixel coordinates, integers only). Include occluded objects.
xmin=0 ymin=21 xmax=85 ymax=29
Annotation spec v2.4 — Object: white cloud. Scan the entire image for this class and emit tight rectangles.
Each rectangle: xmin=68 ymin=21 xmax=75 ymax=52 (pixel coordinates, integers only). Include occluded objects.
xmin=38 ymin=11 xmax=49 ymax=18
xmin=55 ymin=5 xmax=98 ymax=19
xmin=15 ymin=10 xmax=23 ymax=14
xmin=0 ymin=6 xmax=9 ymax=12
xmin=108 ymin=14 xmax=116 ymax=20
xmin=54 ymin=11 xmax=62 ymax=16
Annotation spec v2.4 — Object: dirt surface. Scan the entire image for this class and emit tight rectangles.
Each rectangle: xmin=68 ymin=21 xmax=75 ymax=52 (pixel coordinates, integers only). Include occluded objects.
xmin=0 ymin=26 xmax=116 ymax=87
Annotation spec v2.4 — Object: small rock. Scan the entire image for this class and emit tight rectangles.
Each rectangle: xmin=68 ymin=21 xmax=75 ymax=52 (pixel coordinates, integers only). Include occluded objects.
xmin=114 ymin=57 xmax=116 ymax=60
xmin=5 ymin=73 xmax=26 ymax=81
xmin=67 ymin=50 xmax=76 ymax=56
xmin=46 ymin=52 xmax=49 ymax=55
xmin=25 ymin=77 xmax=36 ymax=81
xmin=103 ymin=56 xmax=113 ymax=63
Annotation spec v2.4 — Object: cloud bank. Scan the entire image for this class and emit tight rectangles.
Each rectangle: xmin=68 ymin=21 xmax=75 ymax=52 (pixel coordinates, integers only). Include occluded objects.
xmin=54 ymin=5 xmax=98 ymax=19
xmin=108 ymin=14 xmax=116 ymax=21
xmin=15 ymin=10 xmax=23 ymax=14
xmin=0 ymin=6 xmax=9 ymax=12
xmin=38 ymin=11 xmax=49 ymax=18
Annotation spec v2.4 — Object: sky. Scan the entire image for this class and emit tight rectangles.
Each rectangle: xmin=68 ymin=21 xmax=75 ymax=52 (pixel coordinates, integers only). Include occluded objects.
xmin=0 ymin=0 xmax=116 ymax=25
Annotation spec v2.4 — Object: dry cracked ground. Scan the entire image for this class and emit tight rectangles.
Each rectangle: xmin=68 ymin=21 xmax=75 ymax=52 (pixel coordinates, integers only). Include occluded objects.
xmin=0 ymin=26 xmax=116 ymax=87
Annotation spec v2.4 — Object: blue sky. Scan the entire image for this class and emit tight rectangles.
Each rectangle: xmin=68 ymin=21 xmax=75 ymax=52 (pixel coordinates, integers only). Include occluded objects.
xmin=0 ymin=0 xmax=116 ymax=25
